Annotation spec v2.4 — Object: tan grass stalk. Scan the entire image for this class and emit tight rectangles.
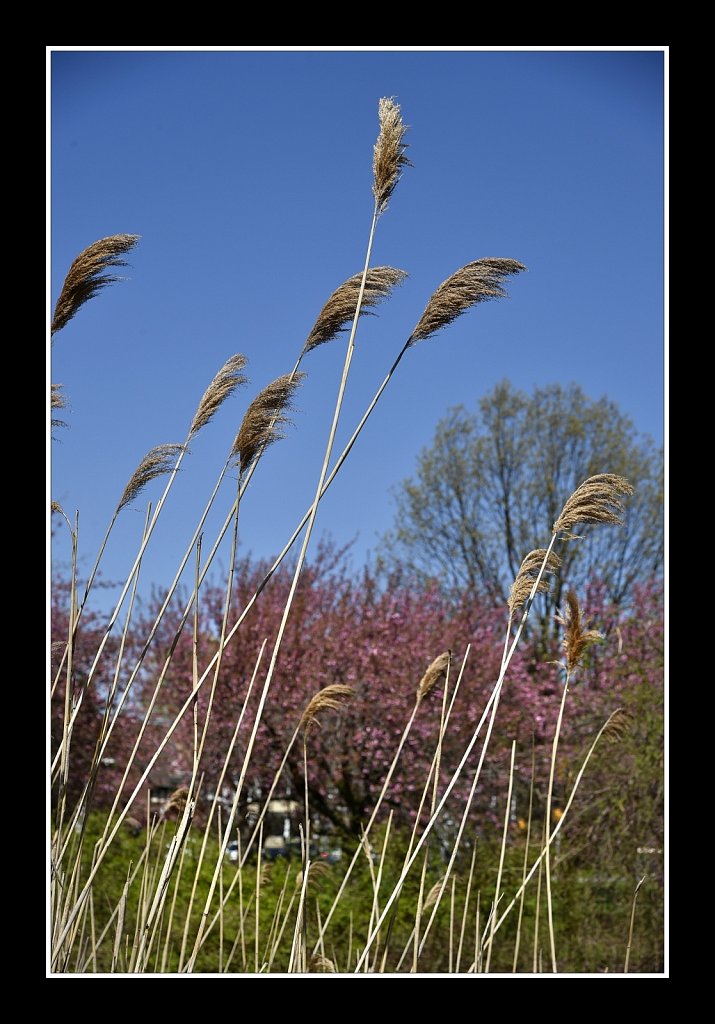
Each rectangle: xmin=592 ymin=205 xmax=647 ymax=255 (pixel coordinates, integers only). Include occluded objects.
xmin=410 ymin=258 xmax=526 ymax=344
xmin=111 ymin=871 xmax=131 ymax=974
xmin=52 ymin=234 xmax=139 ymax=335
xmin=360 ymin=476 xmax=632 ymax=971
xmin=52 ymin=355 xmax=249 ymax=774
xmin=389 ymin=650 xmax=470 ymax=972
xmin=543 ymin=591 xmax=603 ymax=973
xmin=314 ymin=652 xmax=454 ymax=956
xmin=126 ymin=252 xmax=524 ymax=819
xmin=624 ymin=876 xmax=647 ymax=973
xmin=449 ymin=875 xmax=457 ymax=973
xmin=456 ymin=842 xmax=477 ymax=974
xmin=367 ymin=810 xmax=394 ymax=972
xmin=512 ymin=738 xmax=536 ymax=972
xmin=484 ymin=740 xmax=516 ymax=973
xmin=533 ymin=821 xmax=545 ymax=973
xmin=191 ymin=105 xmax=410 ymax=971
xmin=412 ymin=654 xmax=452 ymax=972
xmin=176 ymin=640 xmax=266 ymax=970
xmin=481 ymin=708 xmax=628 ymax=956
xmin=159 ymin=835 xmax=191 ymax=973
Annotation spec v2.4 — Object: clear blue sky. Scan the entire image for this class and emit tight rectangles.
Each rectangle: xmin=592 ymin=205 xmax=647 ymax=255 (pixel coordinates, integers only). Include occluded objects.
xmin=50 ymin=49 xmax=665 ymax=607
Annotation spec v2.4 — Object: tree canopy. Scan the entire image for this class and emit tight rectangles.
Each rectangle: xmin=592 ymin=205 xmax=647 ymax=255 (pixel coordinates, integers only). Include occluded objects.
xmin=380 ymin=381 xmax=663 ymax=637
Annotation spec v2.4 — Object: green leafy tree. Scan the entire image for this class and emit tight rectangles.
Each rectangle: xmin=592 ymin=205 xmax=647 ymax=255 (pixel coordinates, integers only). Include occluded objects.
xmin=381 ymin=381 xmax=662 ymax=638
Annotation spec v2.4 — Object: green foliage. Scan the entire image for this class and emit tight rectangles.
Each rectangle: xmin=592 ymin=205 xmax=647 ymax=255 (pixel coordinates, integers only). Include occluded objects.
xmin=381 ymin=381 xmax=663 ymax=638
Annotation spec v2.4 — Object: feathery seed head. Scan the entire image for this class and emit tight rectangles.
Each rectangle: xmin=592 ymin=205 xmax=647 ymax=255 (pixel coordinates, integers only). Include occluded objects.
xmin=52 ymin=234 xmax=139 ymax=335
xmin=231 ymin=372 xmax=305 ymax=477
xmin=508 ymin=548 xmax=562 ymax=615
xmin=416 ymin=651 xmax=451 ymax=705
xmin=300 ymin=684 xmax=353 ymax=734
xmin=303 ymin=267 xmax=407 ymax=354
xmin=410 ymin=258 xmax=526 ymax=345
xmin=117 ymin=443 xmax=185 ymax=513
xmin=188 ymin=354 xmax=249 ymax=439
xmin=553 ymin=474 xmax=634 ymax=535
xmin=556 ymin=590 xmax=603 ymax=674
xmin=372 ymin=97 xmax=411 ymax=212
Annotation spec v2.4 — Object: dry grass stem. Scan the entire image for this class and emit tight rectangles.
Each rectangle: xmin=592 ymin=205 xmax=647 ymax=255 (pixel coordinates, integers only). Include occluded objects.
xmin=556 ymin=590 xmax=604 ymax=673
xmin=410 ymin=258 xmax=526 ymax=344
xmin=231 ymin=372 xmax=305 ymax=476
xmin=52 ymin=234 xmax=139 ymax=335
xmin=372 ymin=97 xmax=411 ymax=212
xmin=188 ymin=354 xmax=249 ymax=439
xmin=300 ymin=684 xmax=353 ymax=734
xmin=553 ymin=473 xmax=634 ymax=535
xmin=508 ymin=549 xmax=562 ymax=614
xmin=303 ymin=267 xmax=407 ymax=353
xmin=416 ymin=651 xmax=451 ymax=705
xmin=117 ymin=444 xmax=185 ymax=513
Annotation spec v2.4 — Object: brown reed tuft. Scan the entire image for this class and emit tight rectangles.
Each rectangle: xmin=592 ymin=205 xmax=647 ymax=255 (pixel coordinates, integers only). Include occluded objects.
xmin=295 ymin=861 xmax=331 ymax=891
xmin=300 ymin=684 xmax=353 ymax=734
xmin=161 ymin=786 xmax=190 ymax=818
xmin=553 ymin=473 xmax=634 ymax=535
xmin=310 ymin=954 xmax=337 ymax=973
xmin=373 ymin=97 xmax=411 ymax=212
xmin=416 ymin=651 xmax=451 ymax=705
xmin=602 ymin=707 xmax=633 ymax=743
xmin=51 ymin=384 xmax=68 ymax=430
xmin=423 ymin=875 xmax=452 ymax=911
xmin=410 ymin=258 xmax=526 ymax=344
xmin=508 ymin=548 xmax=563 ymax=614
xmin=51 ymin=501 xmax=64 ymax=516
xmin=51 ymin=234 xmax=140 ymax=335
xmin=117 ymin=443 xmax=185 ymax=513
xmin=188 ymin=354 xmax=249 ymax=439
xmin=231 ymin=372 xmax=305 ymax=477
xmin=556 ymin=590 xmax=603 ymax=674
xmin=303 ymin=267 xmax=407 ymax=354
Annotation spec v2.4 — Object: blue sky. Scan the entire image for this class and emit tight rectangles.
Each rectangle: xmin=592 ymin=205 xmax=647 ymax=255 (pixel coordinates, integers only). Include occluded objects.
xmin=50 ymin=49 xmax=665 ymax=608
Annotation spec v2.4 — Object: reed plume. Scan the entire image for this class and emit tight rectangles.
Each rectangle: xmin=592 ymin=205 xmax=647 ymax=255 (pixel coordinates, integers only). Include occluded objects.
xmin=602 ymin=707 xmax=633 ymax=743
xmin=52 ymin=234 xmax=139 ymax=335
xmin=410 ymin=258 xmax=526 ymax=344
xmin=51 ymin=384 xmax=67 ymax=429
xmin=508 ymin=548 xmax=562 ymax=614
xmin=303 ymin=267 xmax=407 ymax=354
xmin=416 ymin=651 xmax=451 ymax=705
xmin=188 ymin=354 xmax=249 ymax=439
xmin=556 ymin=590 xmax=603 ymax=674
xmin=373 ymin=97 xmax=411 ymax=212
xmin=310 ymin=954 xmax=337 ymax=973
xmin=300 ymin=684 xmax=353 ymax=734
xmin=231 ymin=372 xmax=305 ymax=477
xmin=553 ymin=473 xmax=634 ymax=535
xmin=116 ymin=444 xmax=185 ymax=513
xmin=423 ymin=876 xmax=451 ymax=911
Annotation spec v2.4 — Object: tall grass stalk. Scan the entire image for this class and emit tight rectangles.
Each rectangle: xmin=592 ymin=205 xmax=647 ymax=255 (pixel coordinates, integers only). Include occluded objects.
xmin=484 ymin=740 xmax=516 ymax=973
